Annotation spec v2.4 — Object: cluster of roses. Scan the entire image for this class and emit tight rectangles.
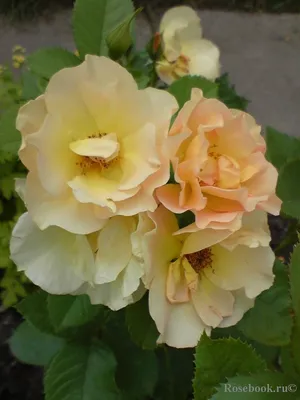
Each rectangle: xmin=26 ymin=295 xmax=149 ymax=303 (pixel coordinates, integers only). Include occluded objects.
xmin=9 ymin=8 xmax=281 ymax=349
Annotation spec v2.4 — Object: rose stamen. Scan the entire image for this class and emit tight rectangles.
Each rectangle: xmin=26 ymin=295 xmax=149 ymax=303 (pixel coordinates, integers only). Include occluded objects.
xmin=185 ymin=248 xmax=213 ymax=274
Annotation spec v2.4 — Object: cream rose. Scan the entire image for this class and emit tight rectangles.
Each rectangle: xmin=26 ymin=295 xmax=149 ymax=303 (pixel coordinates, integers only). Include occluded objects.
xmin=17 ymin=55 xmax=177 ymax=234
xmin=156 ymin=89 xmax=282 ymax=232
xmin=10 ymin=184 xmax=154 ymax=310
xmin=156 ymin=6 xmax=220 ymax=84
xmin=143 ymin=205 xmax=275 ymax=348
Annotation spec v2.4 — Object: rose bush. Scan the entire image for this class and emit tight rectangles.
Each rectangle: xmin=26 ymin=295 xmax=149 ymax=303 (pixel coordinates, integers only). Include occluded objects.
xmin=1 ymin=1 xmax=299 ymax=400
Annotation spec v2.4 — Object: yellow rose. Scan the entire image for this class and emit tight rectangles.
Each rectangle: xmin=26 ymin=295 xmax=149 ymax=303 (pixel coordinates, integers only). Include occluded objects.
xmin=156 ymin=6 xmax=220 ymax=84
xmin=17 ymin=55 xmax=177 ymax=234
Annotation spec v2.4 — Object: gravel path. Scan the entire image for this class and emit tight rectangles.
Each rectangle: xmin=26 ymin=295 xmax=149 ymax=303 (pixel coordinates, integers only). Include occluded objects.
xmin=0 ymin=9 xmax=299 ymax=137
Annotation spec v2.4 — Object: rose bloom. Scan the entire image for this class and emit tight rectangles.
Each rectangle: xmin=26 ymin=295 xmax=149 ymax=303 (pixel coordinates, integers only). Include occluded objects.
xmin=17 ymin=55 xmax=177 ymax=234
xmin=156 ymin=89 xmax=282 ymax=232
xmin=10 ymin=180 xmax=152 ymax=310
xmin=156 ymin=6 xmax=220 ymax=84
xmin=143 ymin=205 xmax=275 ymax=348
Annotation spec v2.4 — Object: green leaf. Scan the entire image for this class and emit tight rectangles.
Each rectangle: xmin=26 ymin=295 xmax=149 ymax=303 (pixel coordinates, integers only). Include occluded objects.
xmin=168 ymin=75 xmax=218 ymax=108
xmin=212 ymin=326 xmax=280 ymax=370
xmin=47 ymin=294 xmax=100 ymax=332
xmin=45 ymin=341 xmax=120 ymax=400
xmin=106 ymin=8 xmax=142 ymax=60
xmin=27 ymin=48 xmax=81 ymax=80
xmin=10 ymin=321 xmax=65 ymax=366
xmin=104 ymin=310 xmax=158 ymax=400
xmin=193 ymin=334 xmax=266 ymax=400
xmin=0 ymin=105 xmax=21 ymax=155
xmin=237 ymin=260 xmax=293 ymax=346
xmin=21 ymin=69 xmax=43 ymax=100
xmin=73 ymin=0 xmax=134 ymax=57
xmin=266 ymin=127 xmax=300 ymax=170
xmin=212 ymin=373 xmax=299 ymax=399
xmin=216 ymin=73 xmax=249 ymax=110
xmin=176 ymin=210 xmax=195 ymax=229
xmin=277 ymin=159 xmax=300 ymax=219
xmin=281 ymin=346 xmax=300 ymax=381
xmin=17 ymin=290 xmax=54 ymax=334
xmin=126 ymin=293 xmax=159 ymax=350
xmin=290 ymin=244 xmax=300 ymax=320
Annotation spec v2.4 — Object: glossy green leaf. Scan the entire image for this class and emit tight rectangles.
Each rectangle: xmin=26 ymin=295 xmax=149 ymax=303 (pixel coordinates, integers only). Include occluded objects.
xmin=10 ymin=321 xmax=65 ymax=366
xmin=27 ymin=48 xmax=81 ymax=79
xmin=266 ymin=127 xmax=300 ymax=170
xmin=193 ymin=334 xmax=266 ymax=400
xmin=106 ymin=8 xmax=142 ymax=59
xmin=0 ymin=105 xmax=21 ymax=155
xmin=126 ymin=294 xmax=159 ymax=350
xmin=47 ymin=294 xmax=101 ymax=332
xmin=73 ymin=0 xmax=134 ymax=57
xmin=277 ymin=159 xmax=300 ymax=219
xmin=45 ymin=341 xmax=120 ymax=400
xmin=168 ymin=75 xmax=218 ymax=108
xmin=237 ymin=260 xmax=292 ymax=346
xmin=17 ymin=290 xmax=54 ymax=334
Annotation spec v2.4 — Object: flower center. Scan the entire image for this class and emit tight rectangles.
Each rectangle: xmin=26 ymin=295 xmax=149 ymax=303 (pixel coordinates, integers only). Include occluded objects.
xmin=170 ymin=55 xmax=190 ymax=79
xmin=185 ymin=248 xmax=213 ymax=274
xmin=70 ymin=132 xmax=120 ymax=175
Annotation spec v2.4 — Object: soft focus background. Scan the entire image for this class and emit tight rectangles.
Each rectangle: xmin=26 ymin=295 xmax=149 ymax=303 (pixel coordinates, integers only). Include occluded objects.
xmin=0 ymin=1 xmax=299 ymax=399
xmin=0 ymin=0 xmax=299 ymax=137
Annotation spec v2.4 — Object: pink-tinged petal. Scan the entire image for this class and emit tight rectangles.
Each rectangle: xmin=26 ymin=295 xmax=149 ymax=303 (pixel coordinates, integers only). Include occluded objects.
xmin=191 ymin=276 xmax=234 ymax=328
xmin=217 ymin=155 xmax=240 ymax=189
xmin=204 ymin=244 xmax=275 ymax=298
xmin=181 ymin=228 xmax=232 ymax=255
xmin=185 ymin=131 xmax=209 ymax=163
xmin=194 ymin=209 xmax=242 ymax=231
xmin=167 ymin=130 xmax=192 ymax=159
xmin=202 ymin=186 xmax=250 ymax=211
xmin=245 ymin=162 xmax=278 ymax=197
xmin=149 ymin=261 xmax=209 ymax=348
xmin=231 ymin=109 xmax=265 ymax=152
xmin=216 ymin=115 xmax=257 ymax=159
xmin=179 ymin=179 xmax=207 ymax=211
xmin=188 ymin=98 xmax=230 ymax=132
xmin=156 ymin=184 xmax=185 ymax=213
xmin=240 ymin=152 xmax=266 ymax=183
xmin=169 ymin=96 xmax=200 ymax=136
xmin=25 ymin=172 xmax=106 ymax=234
xmin=258 ymin=193 xmax=282 ymax=216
